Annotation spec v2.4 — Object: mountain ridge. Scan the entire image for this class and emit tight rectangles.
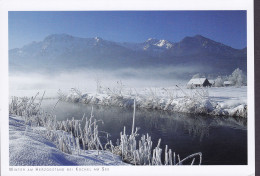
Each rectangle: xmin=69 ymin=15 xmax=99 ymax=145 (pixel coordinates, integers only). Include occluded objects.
xmin=9 ymin=34 xmax=247 ymax=76
xmin=11 ymin=33 xmax=245 ymax=51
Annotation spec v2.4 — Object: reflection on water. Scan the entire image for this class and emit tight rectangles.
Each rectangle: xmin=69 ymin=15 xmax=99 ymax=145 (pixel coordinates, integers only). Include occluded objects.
xmin=42 ymin=99 xmax=247 ymax=165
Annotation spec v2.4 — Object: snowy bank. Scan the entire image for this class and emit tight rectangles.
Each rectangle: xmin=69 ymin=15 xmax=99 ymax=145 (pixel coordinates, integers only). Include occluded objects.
xmin=62 ymin=86 xmax=247 ymax=118
xmin=9 ymin=115 xmax=126 ymax=166
xmin=9 ymin=95 xmax=203 ymax=166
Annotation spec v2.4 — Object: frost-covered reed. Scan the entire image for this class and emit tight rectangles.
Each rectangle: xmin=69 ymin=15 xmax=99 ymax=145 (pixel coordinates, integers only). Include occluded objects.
xmin=63 ymin=83 xmax=247 ymax=118
xmin=116 ymin=126 xmax=202 ymax=165
xmin=9 ymin=93 xmax=104 ymax=155
xmin=108 ymin=99 xmax=203 ymax=165
xmin=9 ymin=93 xmax=203 ymax=165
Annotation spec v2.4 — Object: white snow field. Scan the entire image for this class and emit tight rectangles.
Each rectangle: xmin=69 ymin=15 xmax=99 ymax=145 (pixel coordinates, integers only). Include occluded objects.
xmin=63 ymin=86 xmax=247 ymax=118
xmin=9 ymin=115 xmax=127 ymax=166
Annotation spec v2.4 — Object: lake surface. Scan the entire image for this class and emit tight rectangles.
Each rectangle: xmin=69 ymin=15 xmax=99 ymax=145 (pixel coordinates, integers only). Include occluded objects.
xmin=42 ymin=99 xmax=247 ymax=165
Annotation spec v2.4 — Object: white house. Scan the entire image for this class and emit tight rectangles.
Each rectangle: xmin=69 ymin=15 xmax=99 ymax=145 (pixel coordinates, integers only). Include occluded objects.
xmin=224 ymin=81 xmax=233 ymax=87
xmin=187 ymin=78 xmax=211 ymax=88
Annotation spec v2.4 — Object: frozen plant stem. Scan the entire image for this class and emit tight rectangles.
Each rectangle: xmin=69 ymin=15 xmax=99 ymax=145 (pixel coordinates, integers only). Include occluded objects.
xmin=131 ymin=99 xmax=136 ymax=135
xmin=10 ymin=93 xmax=204 ymax=165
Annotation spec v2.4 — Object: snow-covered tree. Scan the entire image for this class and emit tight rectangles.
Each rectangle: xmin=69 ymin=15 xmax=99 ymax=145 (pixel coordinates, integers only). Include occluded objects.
xmin=228 ymin=68 xmax=246 ymax=86
xmin=214 ymin=76 xmax=224 ymax=87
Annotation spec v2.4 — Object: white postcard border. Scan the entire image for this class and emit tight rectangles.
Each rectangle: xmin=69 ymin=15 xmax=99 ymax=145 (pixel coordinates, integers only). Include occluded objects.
xmin=0 ymin=0 xmax=255 ymax=175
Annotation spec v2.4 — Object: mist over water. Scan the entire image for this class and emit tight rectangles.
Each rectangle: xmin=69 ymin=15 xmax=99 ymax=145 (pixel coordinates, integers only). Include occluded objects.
xmin=9 ymin=66 xmax=196 ymax=97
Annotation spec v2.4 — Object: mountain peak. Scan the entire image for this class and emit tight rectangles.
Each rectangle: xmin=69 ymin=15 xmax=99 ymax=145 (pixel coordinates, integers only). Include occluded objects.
xmin=194 ymin=34 xmax=206 ymax=39
xmin=147 ymin=38 xmax=156 ymax=41
xmin=44 ymin=33 xmax=74 ymax=42
xmin=146 ymin=38 xmax=159 ymax=43
xmin=157 ymin=39 xmax=169 ymax=45
xmin=94 ymin=37 xmax=103 ymax=42
xmin=156 ymin=39 xmax=173 ymax=49
xmin=181 ymin=35 xmax=208 ymax=41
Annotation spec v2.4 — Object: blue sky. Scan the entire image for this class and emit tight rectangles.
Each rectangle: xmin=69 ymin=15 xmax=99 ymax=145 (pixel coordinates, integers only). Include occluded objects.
xmin=9 ymin=11 xmax=246 ymax=49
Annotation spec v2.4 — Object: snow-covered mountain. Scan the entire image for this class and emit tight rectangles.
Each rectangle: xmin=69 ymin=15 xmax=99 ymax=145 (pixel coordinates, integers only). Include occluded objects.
xmin=120 ymin=38 xmax=173 ymax=54
xmin=9 ymin=34 xmax=246 ymax=74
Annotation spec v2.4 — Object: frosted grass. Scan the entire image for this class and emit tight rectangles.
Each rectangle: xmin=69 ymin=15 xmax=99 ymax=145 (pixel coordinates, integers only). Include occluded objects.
xmin=9 ymin=93 xmax=202 ymax=165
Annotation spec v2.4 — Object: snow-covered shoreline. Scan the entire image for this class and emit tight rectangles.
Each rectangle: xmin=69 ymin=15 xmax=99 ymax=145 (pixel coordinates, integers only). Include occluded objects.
xmin=9 ymin=95 xmax=203 ymax=166
xmin=62 ymin=86 xmax=247 ymax=118
xmin=9 ymin=115 xmax=127 ymax=166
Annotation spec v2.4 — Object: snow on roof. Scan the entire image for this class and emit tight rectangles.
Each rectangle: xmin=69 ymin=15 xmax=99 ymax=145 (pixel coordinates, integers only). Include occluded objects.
xmin=208 ymin=80 xmax=215 ymax=84
xmin=224 ymin=81 xmax=233 ymax=84
xmin=187 ymin=78 xmax=207 ymax=85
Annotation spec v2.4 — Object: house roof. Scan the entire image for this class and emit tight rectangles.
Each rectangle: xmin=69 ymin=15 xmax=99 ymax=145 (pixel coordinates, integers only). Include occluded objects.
xmin=208 ymin=80 xmax=215 ymax=84
xmin=187 ymin=78 xmax=207 ymax=85
xmin=224 ymin=81 xmax=233 ymax=84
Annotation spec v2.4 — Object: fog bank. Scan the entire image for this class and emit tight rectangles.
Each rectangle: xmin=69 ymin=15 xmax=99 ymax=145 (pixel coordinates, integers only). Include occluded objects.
xmin=9 ymin=66 xmax=206 ymax=97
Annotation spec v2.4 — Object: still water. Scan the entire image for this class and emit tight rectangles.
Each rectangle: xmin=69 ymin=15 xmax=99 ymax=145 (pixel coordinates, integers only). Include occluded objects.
xmin=42 ymin=99 xmax=247 ymax=165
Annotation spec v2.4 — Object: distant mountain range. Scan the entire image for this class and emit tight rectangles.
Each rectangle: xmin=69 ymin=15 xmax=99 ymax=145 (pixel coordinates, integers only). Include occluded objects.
xmin=9 ymin=34 xmax=247 ymax=75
